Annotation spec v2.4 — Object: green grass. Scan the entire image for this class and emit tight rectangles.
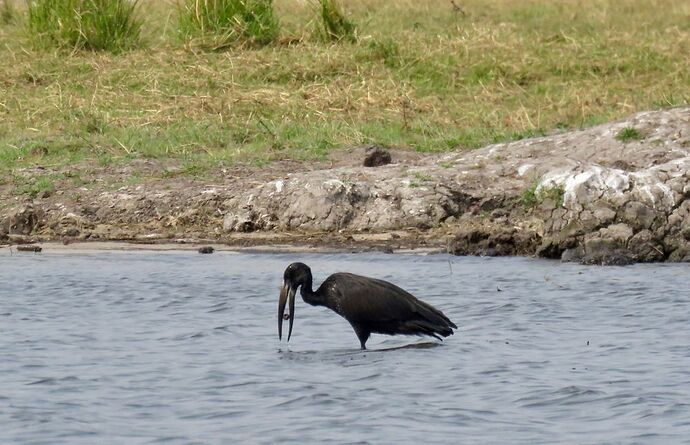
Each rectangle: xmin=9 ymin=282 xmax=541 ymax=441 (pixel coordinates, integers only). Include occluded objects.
xmin=0 ymin=0 xmax=688 ymax=175
xmin=1 ymin=0 xmax=17 ymax=25
xmin=362 ymin=38 xmax=401 ymax=68
xmin=412 ymin=171 xmax=433 ymax=182
xmin=178 ymin=0 xmax=279 ymax=48
xmin=522 ymin=178 xmax=540 ymax=207
xmin=541 ymin=185 xmax=565 ymax=207
xmin=317 ymin=0 xmax=356 ymax=42
xmin=27 ymin=0 xmax=142 ymax=52
xmin=616 ymin=126 xmax=643 ymax=142
xmin=522 ymin=178 xmax=565 ymax=208
xmin=16 ymin=174 xmax=56 ymax=198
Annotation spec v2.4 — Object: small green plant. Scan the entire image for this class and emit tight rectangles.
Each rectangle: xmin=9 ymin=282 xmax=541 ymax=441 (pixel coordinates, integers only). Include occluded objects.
xmin=316 ymin=0 xmax=356 ymax=42
xmin=178 ymin=0 xmax=279 ymax=48
xmin=412 ymin=171 xmax=432 ymax=182
xmin=541 ymin=185 xmax=565 ymax=206
xmin=123 ymin=172 xmax=142 ymax=186
xmin=182 ymin=161 xmax=205 ymax=176
xmin=522 ymin=178 xmax=540 ymax=207
xmin=64 ymin=170 xmax=87 ymax=186
xmin=366 ymin=38 xmax=400 ymax=67
xmin=522 ymin=177 xmax=565 ymax=208
xmin=17 ymin=175 xmax=55 ymax=199
xmin=85 ymin=119 xmax=106 ymax=134
xmin=75 ymin=110 xmax=108 ymax=134
xmin=97 ymin=153 xmax=113 ymax=167
xmin=616 ymin=126 xmax=643 ymax=142
xmin=27 ymin=0 xmax=142 ymax=52
xmin=493 ymin=128 xmax=547 ymax=144
xmin=1 ymin=0 xmax=17 ymax=25
xmin=161 ymin=169 xmax=177 ymax=179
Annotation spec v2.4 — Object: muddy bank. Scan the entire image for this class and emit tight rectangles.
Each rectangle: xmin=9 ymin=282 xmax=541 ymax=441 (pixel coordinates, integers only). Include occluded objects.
xmin=2 ymin=107 xmax=689 ymax=263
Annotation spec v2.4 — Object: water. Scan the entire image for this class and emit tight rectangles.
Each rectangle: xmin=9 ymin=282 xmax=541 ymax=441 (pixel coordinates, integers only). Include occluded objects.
xmin=1 ymin=250 xmax=689 ymax=444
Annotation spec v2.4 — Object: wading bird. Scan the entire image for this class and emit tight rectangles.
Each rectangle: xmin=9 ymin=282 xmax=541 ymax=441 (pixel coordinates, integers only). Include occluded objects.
xmin=278 ymin=262 xmax=457 ymax=349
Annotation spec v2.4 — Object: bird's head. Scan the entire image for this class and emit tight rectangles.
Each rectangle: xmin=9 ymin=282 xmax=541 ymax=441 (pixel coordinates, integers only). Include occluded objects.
xmin=278 ymin=262 xmax=312 ymax=342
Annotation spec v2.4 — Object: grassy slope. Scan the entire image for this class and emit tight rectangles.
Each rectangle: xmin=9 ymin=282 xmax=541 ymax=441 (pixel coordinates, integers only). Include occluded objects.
xmin=0 ymin=0 xmax=688 ymax=179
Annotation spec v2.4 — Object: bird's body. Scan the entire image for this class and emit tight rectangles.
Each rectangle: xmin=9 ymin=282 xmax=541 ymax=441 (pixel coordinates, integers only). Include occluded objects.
xmin=279 ymin=263 xmax=457 ymax=349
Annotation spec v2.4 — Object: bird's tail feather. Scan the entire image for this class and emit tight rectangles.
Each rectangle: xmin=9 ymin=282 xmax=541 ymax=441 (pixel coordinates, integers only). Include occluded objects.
xmin=413 ymin=300 xmax=458 ymax=331
xmin=403 ymin=319 xmax=454 ymax=339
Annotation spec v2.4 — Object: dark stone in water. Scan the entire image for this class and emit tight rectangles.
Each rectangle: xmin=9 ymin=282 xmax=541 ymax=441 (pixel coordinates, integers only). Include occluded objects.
xmin=198 ymin=246 xmax=214 ymax=254
xmin=16 ymin=245 xmax=42 ymax=253
xmin=561 ymin=246 xmax=585 ymax=263
xmin=562 ymin=243 xmax=636 ymax=266
xmin=581 ymin=249 xmax=635 ymax=266
xmin=537 ymin=236 xmax=571 ymax=259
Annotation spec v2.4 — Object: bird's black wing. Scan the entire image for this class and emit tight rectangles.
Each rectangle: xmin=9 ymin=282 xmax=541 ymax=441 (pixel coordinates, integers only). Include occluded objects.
xmin=327 ymin=273 xmax=457 ymax=331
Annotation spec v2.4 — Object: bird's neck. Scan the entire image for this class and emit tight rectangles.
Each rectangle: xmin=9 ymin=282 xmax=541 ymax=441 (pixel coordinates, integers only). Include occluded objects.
xmin=300 ymin=276 xmax=322 ymax=306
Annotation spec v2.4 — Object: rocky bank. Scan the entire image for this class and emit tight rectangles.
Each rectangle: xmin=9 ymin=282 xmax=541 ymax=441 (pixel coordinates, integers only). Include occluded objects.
xmin=2 ymin=107 xmax=689 ymax=264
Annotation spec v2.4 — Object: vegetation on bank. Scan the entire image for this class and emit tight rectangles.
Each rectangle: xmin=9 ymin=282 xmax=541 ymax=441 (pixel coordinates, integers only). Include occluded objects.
xmin=0 ymin=0 xmax=688 ymax=182
xmin=26 ymin=0 xmax=142 ymax=52
xmin=177 ymin=0 xmax=281 ymax=49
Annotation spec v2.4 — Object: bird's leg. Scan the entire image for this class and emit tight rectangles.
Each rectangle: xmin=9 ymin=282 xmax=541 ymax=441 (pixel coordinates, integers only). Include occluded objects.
xmin=353 ymin=325 xmax=370 ymax=350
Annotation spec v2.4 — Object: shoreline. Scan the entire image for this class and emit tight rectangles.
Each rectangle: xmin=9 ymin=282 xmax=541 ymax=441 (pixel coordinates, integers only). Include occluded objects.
xmin=0 ymin=236 xmax=446 ymax=255
xmin=3 ymin=108 xmax=689 ymax=265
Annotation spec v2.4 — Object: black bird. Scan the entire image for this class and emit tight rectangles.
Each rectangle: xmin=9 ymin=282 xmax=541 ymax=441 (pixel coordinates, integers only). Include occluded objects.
xmin=278 ymin=262 xmax=457 ymax=349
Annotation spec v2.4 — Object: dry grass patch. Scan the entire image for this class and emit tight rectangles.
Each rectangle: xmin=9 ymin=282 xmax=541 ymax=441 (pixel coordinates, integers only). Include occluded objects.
xmin=0 ymin=0 xmax=688 ymax=176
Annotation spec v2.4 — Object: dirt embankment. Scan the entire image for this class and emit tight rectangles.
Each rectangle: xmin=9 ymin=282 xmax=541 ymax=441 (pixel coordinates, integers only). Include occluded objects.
xmin=2 ymin=107 xmax=689 ymax=263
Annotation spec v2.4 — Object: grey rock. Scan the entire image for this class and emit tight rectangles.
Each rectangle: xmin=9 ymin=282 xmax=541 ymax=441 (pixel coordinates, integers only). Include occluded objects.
xmin=628 ymin=229 xmax=665 ymax=262
xmin=682 ymin=223 xmax=690 ymax=241
xmin=581 ymin=228 xmax=636 ymax=265
xmin=536 ymin=235 xmax=576 ymax=259
xmin=668 ymin=243 xmax=690 ymax=262
xmin=592 ymin=205 xmax=617 ymax=226
xmin=0 ymin=217 xmax=8 ymax=239
xmin=561 ymin=246 xmax=585 ymax=263
xmin=621 ymin=201 xmax=656 ymax=230
xmin=3 ymin=205 xmax=44 ymax=235
xmin=581 ymin=249 xmax=635 ymax=266
xmin=448 ymin=224 xmax=536 ymax=257
xmin=223 ymin=206 xmax=256 ymax=232
xmin=64 ymin=227 xmax=80 ymax=237
xmin=667 ymin=200 xmax=690 ymax=234
xmin=599 ymin=223 xmax=634 ymax=244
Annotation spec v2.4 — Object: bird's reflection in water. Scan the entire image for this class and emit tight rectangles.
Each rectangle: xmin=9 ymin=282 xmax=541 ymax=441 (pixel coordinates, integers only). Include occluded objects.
xmin=370 ymin=341 xmax=442 ymax=352
xmin=277 ymin=341 xmax=442 ymax=364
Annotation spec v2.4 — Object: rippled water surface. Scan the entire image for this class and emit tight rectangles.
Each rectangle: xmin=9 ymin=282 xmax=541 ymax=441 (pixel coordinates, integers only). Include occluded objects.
xmin=1 ymin=250 xmax=689 ymax=444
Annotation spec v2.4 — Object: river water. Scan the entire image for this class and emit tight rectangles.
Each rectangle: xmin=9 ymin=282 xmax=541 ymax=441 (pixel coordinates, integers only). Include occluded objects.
xmin=1 ymin=250 xmax=689 ymax=444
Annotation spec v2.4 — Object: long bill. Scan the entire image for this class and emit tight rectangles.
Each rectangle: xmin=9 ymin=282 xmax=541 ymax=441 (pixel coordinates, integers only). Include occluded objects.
xmin=278 ymin=282 xmax=296 ymax=341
